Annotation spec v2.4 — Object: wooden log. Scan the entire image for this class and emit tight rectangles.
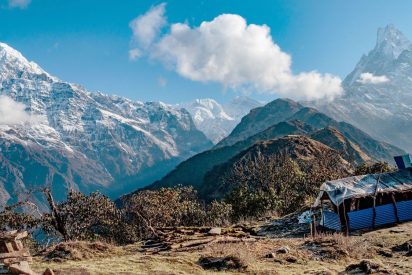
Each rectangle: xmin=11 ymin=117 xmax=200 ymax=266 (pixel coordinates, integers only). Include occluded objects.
xmin=170 ymin=237 xmax=215 ymax=249
xmin=215 ymin=237 xmax=257 ymax=244
xmin=174 ymin=245 xmax=207 ymax=252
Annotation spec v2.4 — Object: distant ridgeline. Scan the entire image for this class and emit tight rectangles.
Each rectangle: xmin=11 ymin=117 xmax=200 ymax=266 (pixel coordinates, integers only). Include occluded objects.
xmin=143 ymin=98 xmax=404 ymax=201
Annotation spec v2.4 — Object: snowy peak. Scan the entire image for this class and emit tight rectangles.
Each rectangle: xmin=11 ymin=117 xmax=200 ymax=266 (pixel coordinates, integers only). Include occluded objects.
xmin=0 ymin=42 xmax=55 ymax=84
xmin=309 ymin=25 xmax=412 ymax=153
xmin=375 ymin=25 xmax=412 ymax=59
xmin=344 ymin=25 xmax=412 ymax=86
xmin=179 ymin=97 xmax=261 ymax=143
xmin=192 ymin=98 xmax=232 ymax=120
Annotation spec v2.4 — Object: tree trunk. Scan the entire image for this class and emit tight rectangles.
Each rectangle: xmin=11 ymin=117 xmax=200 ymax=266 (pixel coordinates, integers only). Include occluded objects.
xmin=44 ymin=189 xmax=68 ymax=240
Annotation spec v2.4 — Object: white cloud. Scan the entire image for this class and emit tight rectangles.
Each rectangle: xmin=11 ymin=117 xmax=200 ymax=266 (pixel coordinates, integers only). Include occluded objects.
xmin=128 ymin=48 xmax=142 ymax=61
xmin=130 ymin=8 xmax=343 ymax=100
xmin=8 ymin=0 xmax=31 ymax=9
xmin=357 ymin=72 xmax=389 ymax=84
xmin=0 ymin=96 xmax=39 ymax=125
xmin=129 ymin=3 xmax=167 ymax=53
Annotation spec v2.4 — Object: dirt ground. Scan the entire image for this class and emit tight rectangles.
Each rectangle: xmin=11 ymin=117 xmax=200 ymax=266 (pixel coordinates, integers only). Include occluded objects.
xmin=32 ymin=221 xmax=412 ymax=275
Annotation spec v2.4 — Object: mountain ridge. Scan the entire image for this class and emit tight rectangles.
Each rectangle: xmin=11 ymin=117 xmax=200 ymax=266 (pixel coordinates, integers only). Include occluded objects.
xmin=0 ymin=42 xmax=212 ymax=206
xmin=148 ymin=98 xmax=403 ymax=197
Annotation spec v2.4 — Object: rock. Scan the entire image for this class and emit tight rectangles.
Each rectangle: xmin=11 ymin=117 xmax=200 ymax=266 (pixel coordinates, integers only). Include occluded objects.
xmin=7 ymin=261 xmax=35 ymax=275
xmin=43 ymin=268 xmax=55 ymax=275
xmin=345 ymin=260 xmax=384 ymax=274
xmin=273 ymin=259 xmax=283 ymax=264
xmin=313 ymin=272 xmax=333 ymax=275
xmin=276 ymin=246 xmax=290 ymax=254
xmin=377 ymin=249 xmax=393 ymax=258
xmin=208 ymin=227 xmax=222 ymax=236
xmin=285 ymin=256 xmax=298 ymax=263
xmin=265 ymin=252 xmax=276 ymax=258
xmin=198 ymin=255 xmax=247 ymax=271
xmin=392 ymin=239 xmax=412 ymax=254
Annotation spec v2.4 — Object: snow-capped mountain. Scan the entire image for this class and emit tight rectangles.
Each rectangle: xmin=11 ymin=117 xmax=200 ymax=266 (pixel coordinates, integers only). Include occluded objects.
xmin=178 ymin=96 xmax=261 ymax=143
xmin=0 ymin=42 xmax=212 ymax=206
xmin=309 ymin=25 xmax=412 ymax=152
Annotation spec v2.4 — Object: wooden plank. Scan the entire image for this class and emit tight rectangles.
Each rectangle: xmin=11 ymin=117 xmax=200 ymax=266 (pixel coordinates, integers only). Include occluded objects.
xmin=0 ymin=249 xmax=30 ymax=259
xmin=4 ymin=243 xmax=14 ymax=253
xmin=0 ymin=231 xmax=27 ymax=240
xmin=3 ymin=256 xmax=32 ymax=265
xmin=14 ymin=240 xmax=24 ymax=251
xmin=13 ymin=232 xmax=28 ymax=240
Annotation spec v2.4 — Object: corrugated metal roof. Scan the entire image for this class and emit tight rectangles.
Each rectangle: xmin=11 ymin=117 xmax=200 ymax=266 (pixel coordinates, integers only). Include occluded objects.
xmin=314 ymin=168 xmax=412 ymax=206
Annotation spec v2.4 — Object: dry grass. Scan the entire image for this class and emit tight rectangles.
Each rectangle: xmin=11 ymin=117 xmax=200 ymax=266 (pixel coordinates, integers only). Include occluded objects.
xmin=303 ymin=232 xmax=372 ymax=261
xmin=41 ymin=241 xmax=119 ymax=262
xmin=31 ymin=222 xmax=412 ymax=275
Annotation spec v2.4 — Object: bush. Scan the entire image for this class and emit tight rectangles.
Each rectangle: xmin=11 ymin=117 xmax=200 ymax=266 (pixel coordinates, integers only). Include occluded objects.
xmin=224 ymin=152 xmax=350 ymax=220
xmin=354 ymin=161 xmax=395 ymax=175
xmin=123 ymin=186 xmax=206 ymax=238
xmin=42 ymin=190 xmax=134 ymax=243
xmin=0 ymin=208 xmax=40 ymax=231
xmin=224 ymin=154 xmax=306 ymax=220
xmin=206 ymin=201 xmax=233 ymax=226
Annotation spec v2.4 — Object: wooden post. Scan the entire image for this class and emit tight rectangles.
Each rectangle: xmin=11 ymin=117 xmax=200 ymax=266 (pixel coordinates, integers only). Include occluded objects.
xmin=311 ymin=214 xmax=317 ymax=237
xmin=342 ymin=200 xmax=349 ymax=236
xmin=391 ymin=194 xmax=400 ymax=224
xmin=372 ymin=196 xmax=377 ymax=229
xmin=372 ymin=174 xmax=382 ymax=229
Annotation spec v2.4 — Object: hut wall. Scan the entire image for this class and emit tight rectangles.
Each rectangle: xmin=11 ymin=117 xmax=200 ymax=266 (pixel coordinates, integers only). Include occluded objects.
xmin=347 ymin=208 xmax=374 ymax=230
xmin=397 ymin=200 xmax=412 ymax=221
xmin=321 ymin=210 xmax=341 ymax=231
xmin=375 ymin=203 xmax=397 ymax=226
xmin=347 ymin=199 xmax=412 ymax=230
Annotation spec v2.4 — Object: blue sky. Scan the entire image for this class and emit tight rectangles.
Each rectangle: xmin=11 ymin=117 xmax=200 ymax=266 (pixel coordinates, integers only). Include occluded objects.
xmin=1 ymin=0 xmax=412 ymax=103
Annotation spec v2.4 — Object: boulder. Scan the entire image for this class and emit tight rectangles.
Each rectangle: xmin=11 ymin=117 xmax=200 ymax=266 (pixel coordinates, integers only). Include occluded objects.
xmin=208 ymin=227 xmax=222 ymax=236
xmin=276 ymin=246 xmax=290 ymax=254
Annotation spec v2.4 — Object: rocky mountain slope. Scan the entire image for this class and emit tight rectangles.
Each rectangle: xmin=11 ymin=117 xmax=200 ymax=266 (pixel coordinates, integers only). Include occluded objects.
xmin=201 ymin=135 xmax=352 ymax=200
xmin=149 ymin=119 xmax=311 ymax=191
xmin=178 ymin=97 xmax=261 ymax=143
xmin=149 ymin=98 xmax=403 ymax=196
xmin=309 ymin=25 xmax=412 ymax=152
xmin=309 ymin=127 xmax=371 ymax=164
xmin=0 ymin=42 xmax=212 ymax=206
xmin=216 ymin=98 xmax=302 ymax=148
